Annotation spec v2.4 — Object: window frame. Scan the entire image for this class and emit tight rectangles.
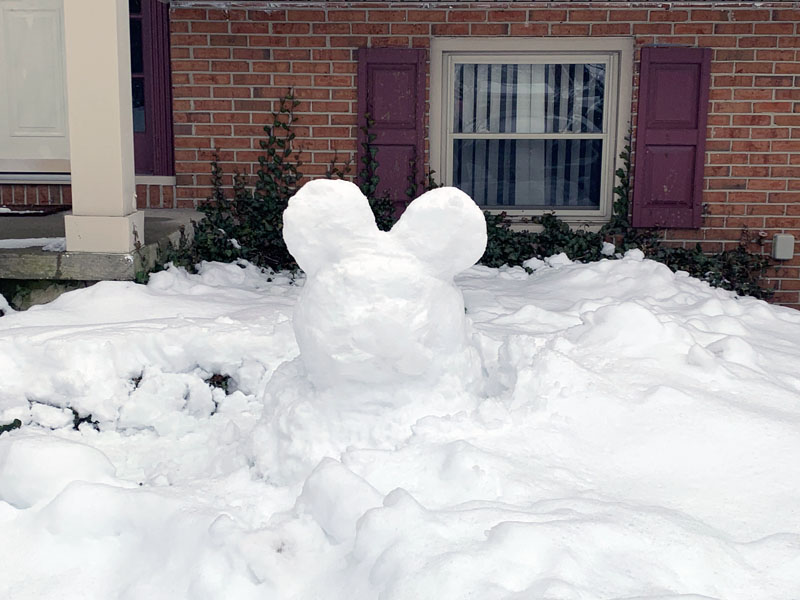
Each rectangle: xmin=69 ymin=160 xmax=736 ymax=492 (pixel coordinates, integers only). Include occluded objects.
xmin=430 ymin=37 xmax=633 ymax=225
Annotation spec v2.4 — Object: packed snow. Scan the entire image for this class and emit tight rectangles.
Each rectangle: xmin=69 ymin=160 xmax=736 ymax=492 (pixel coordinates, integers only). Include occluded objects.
xmin=283 ymin=180 xmax=486 ymax=389
xmin=1 ymin=209 xmax=800 ymax=597
xmin=0 ymin=237 xmax=66 ymax=251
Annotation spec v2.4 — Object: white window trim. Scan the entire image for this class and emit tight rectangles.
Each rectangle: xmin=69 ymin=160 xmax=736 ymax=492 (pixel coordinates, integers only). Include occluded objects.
xmin=430 ymin=37 xmax=633 ymax=226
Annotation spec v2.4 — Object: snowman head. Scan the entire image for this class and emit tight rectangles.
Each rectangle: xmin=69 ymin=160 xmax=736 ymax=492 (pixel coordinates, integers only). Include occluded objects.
xmin=283 ymin=179 xmax=487 ymax=280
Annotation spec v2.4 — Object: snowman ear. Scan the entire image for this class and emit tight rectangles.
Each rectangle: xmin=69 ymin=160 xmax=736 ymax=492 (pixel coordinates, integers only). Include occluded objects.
xmin=283 ymin=179 xmax=378 ymax=275
xmin=390 ymin=187 xmax=487 ymax=279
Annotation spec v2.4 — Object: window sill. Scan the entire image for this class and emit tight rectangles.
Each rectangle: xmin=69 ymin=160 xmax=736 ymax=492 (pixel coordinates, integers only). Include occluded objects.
xmin=484 ymin=208 xmax=610 ymax=232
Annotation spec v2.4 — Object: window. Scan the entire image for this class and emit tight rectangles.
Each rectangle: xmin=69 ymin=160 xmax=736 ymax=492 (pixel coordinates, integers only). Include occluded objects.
xmin=431 ymin=38 xmax=633 ymax=223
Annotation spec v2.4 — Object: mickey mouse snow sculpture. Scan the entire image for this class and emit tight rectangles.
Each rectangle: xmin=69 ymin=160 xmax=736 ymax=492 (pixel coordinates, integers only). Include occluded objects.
xmin=283 ymin=179 xmax=487 ymax=389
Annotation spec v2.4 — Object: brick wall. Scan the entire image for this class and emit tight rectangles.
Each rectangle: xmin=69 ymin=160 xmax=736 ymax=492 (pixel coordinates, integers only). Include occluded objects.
xmin=0 ymin=183 xmax=174 ymax=210
xmin=169 ymin=1 xmax=800 ymax=305
xmin=0 ymin=184 xmax=71 ymax=206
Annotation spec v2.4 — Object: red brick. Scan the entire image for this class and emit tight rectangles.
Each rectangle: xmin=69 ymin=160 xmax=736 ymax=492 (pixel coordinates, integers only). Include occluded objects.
xmin=173 ymin=86 xmax=211 ymax=98
xmin=432 ymin=24 xmax=469 ymax=35
xmin=711 ymin=127 xmax=751 ymax=139
xmin=328 ymin=10 xmax=365 ymax=22
xmin=248 ymin=36 xmax=287 ymax=48
xmin=732 ymin=9 xmax=772 ymax=21
xmin=691 ymin=10 xmax=730 ymax=21
xmin=293 ymin=88 xmax=331 ymax=100
xmin=568 ymin=9 xmax=608 ymax=22
xmin=328 ymin=35 xmax=369 ymax=47
xmin=273 ymin=23 xmax=310 ymax=35
xmin=552 ymin=24 xmax=590 ymax=35
xmin=592 ymin=23 xmax=631 ymax=36
xmin=739 ymin=36 xmax=779 ymax=49
xmin=211 ymin=60 xmax=249 ymax=73
xmin=489 ymin=10 xmax=526 ymax=22
xmin=757 ymin=50 xmax=796 ymax=61
xmin=733 ymin=61 xmax=773 ymax=74
xmin=752 ymin=128 xmax=791 ymax=139
xmin=699 ymin=36 xmax=737 ymax=48
xmin=406 ymin=10 xmax=446 ymax=22
xmin=755 ymin=23 xmax=795 ymax=35
xmin=650 ymin=9 xmax=689 ymax=22
xmin=609 ymin=9 xmax=648 ymax=21
xmin=234 ymin=48 xmax=271 ymax=61
xmin=772 ymin=166 xmax=800 ymax=177
xmin=448 ymin=10 xmax=486 ymax=22
xmin=369 ymin=36 xmax=410 ymax=47
xmin=715 ymin=49 xmax=755 ymax=61
xmin=192 ymin=73 xmax=231 ymax=85
xmin=194 ymin=125 xmax=233 ymax=136
xmin=733 ymin=115 xmax=771 ymax=126
xmin=528 ymin=10 xmax=567 ymax=22
xmin=510 ymin=23 xmax=549 ymax=36
xmin=771 ymin=141 xmax=800 ymax=151
xmin=775 ymin=63 xmax=800 ymax=74
xmin=171 ymin=34 xmax=210 ymax=46
xmin=169 ymin=17 xmax=192 ymax=33
xmin=313 ymin=75 xmax=353 ymax=87
xmin=471 ymin=24 xmax=509 ymax=35
xmin=315 ymin=23 xmax=352 ymax=35
xmin=211 ymin=113 xmax=250 ymax=123
xmin=172 ymin=60 xmax=210 ymax=72
xmin=713 ymin=101 xmax=753 ymax=113
xmin=732 ymin=166 xmax=770 ymax=177
xmin=750 ymin=154 xmax=789 ymax=165
xmin=709 ymin=177 xmax=746 ymax=189
xmin=712 ymin=75 xmax=754 ymax=87
xmin=675 ymin=23 xmax=712 ymax=34
xmin=287 ymin=10 xmax=323 ymax=21
xmin=732 ymin=140 xmax=771 ymax=152
xmin=194 ymin=48 xmax=231 ymax=59
xmin=753 ymin=101 xmax=795 ymax=112
xmin=707 ymin=114 xmax=731 ymax=126
xmin=771 ymin=9 xmax=800 ymax=21
xmin=312 ymin=49 xmax=352 ymax=61
xmin=714 ymin=23 xmax=753 ymax=35
xmin=727 ymin=217 xmax=766 ymax=228
xmin=733 ymin=89 xmax=773 ymax=100
xmin=245 ymin=9 xmax=286 ymax=22
xmin=748 ymin=179 xmax=788 ymax=191
xmin=746 ymin=204 xmax=785 ymax=215
xmin=634 ymin=23 xmax=672 ymax=35
xmin=212 ymin=87 xmax=251 ymax=98
xmin=230 ymin=23 xmax=268 ymax=34
xmin=367 ymin=10 xmax=407 ymax=22
xmin=729 ymin=192 xmax=768 ymax=203
xmin=190 ymin=21 xmax=229 ymax=34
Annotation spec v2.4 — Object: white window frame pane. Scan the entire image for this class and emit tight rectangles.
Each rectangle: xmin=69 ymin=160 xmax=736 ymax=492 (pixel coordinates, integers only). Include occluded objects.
xmin=431 ymin=37 xmax=634 ymax=225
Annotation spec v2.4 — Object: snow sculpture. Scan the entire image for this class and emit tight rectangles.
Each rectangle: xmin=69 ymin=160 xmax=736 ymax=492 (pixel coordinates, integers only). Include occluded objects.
xmin=283 ymin=179 xmax=487 ymax=388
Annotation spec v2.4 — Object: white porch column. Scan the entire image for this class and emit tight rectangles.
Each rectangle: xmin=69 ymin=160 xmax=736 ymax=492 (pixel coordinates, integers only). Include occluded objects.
xmin=63 ymin=0 xmax=144 ymax=253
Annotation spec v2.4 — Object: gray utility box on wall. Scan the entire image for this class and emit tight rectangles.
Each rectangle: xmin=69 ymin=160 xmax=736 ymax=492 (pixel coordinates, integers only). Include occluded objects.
xmin=772 ymin=234 xmax=795 ymax=260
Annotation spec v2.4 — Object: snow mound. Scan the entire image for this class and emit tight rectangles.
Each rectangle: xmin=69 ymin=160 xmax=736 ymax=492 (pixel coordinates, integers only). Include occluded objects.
xmin=1 ymin=254 xmax=800 ymax=599
xmin=0 ymin=432 xmax=117 ymax=508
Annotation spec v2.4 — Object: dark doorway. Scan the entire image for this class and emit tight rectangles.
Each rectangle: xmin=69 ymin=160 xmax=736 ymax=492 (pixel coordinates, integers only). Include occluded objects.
xmin=129 ymin=0 xmax=173 ymax=175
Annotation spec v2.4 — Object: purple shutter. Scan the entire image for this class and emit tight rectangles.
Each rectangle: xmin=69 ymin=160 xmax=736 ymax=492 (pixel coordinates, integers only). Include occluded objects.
xmin=357 ymin=48 xmax=426 ymax=214
xmin=632 ymin=46 xmax=711 ymax=229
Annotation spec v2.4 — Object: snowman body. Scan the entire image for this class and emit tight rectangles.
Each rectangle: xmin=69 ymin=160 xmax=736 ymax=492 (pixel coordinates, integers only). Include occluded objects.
xmin=283 ymin=179 xmax=487 ymax=389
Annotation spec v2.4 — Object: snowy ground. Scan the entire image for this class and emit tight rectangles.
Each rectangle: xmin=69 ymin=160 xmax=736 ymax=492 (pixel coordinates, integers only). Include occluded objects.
xmin=1 ymin=253 xmax=799 ymax=599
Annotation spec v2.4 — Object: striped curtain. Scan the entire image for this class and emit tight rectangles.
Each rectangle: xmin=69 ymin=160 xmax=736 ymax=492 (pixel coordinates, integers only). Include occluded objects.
xmin=453 ymin=63 xmax=605 ymax=208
